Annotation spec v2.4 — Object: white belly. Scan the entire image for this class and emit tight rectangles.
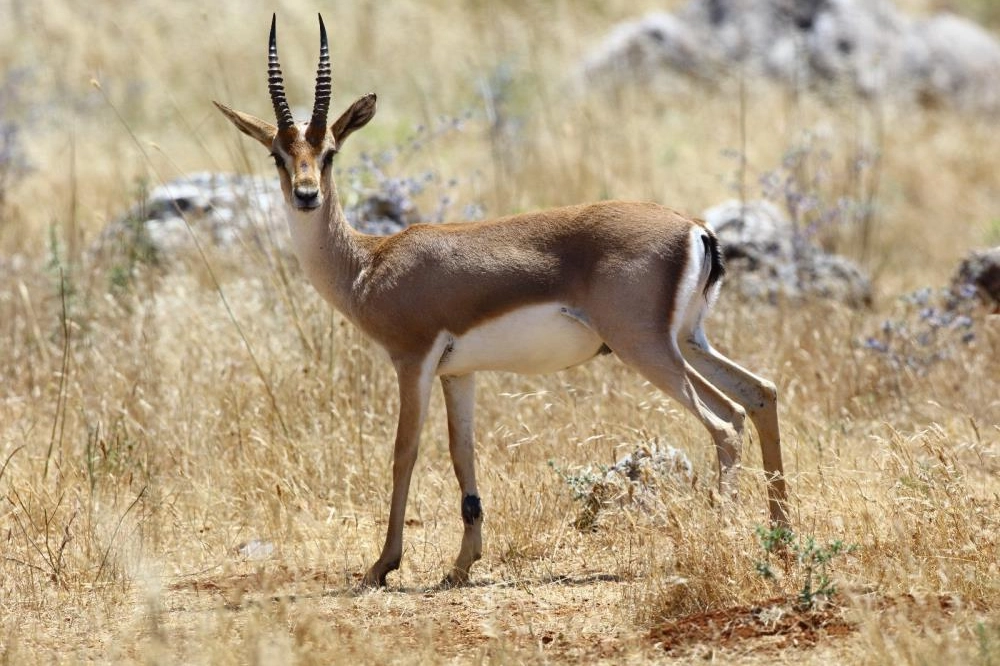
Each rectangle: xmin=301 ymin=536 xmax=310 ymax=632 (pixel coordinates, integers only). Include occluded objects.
xmin=435 ymin=303 xmax=605 ymax=376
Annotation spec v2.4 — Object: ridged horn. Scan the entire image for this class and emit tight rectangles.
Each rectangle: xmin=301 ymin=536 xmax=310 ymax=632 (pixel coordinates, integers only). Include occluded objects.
xmin=307 ymin=14 xmax=332 ymax=143
xmin=268 ymin=14 xmax=295 ymax=131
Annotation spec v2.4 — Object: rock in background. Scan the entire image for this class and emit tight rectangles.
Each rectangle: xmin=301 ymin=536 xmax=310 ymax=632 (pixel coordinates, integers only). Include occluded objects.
xmin=704 ymin=199 xmax=873 ymax=307
xmin=583 ymin=0 xmax=1000 ymax=113
xmin=92 ymin=173 xmax=285 ymax=267
xmin=92 ymin=171 xmax=421 ymax=269
xmin=951 ymin=246 xmax=1000 ymax=312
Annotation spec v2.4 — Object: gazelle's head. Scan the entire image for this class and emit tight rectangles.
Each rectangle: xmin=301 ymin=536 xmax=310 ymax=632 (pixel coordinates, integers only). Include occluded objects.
xmin=214 ymin=14 xmax=376 ymax=211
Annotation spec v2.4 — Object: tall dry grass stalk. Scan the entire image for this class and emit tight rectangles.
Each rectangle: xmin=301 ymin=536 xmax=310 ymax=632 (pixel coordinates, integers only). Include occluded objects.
xmin=2 ymin=0 xmax=999 ymax=663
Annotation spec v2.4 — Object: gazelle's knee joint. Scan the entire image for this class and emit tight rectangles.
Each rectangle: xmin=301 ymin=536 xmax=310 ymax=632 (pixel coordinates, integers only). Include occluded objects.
xmin=727 ymin=404 xmax=747 ymax=434
xmin=750 ymin=379 xmax=778 ymax=412
xmin=462 ymin=494 xmax=482 ymax=525
xmin=761 ymin=379 xmax=777 ymax=402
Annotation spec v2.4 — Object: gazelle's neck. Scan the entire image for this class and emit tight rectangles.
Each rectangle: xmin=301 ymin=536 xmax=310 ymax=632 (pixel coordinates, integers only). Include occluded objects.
xmin=284 ymin=179 xmax=370 ymax=320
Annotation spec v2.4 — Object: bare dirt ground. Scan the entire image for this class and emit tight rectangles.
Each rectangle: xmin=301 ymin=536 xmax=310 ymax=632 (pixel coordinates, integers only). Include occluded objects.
xmin=77 ymin=564 xmax=984 ymax=663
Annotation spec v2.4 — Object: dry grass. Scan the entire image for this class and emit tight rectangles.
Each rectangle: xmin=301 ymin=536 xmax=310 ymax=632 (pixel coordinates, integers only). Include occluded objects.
xmin=2 ymin=0 xmax=1000 ymax=663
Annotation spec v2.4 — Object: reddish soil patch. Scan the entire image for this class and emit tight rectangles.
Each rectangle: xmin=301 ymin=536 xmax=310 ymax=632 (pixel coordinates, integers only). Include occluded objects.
xmin=648 ymin=593 xmax=979 ymax=655
xmin=649 ymin=597 xmax=855 ymax=654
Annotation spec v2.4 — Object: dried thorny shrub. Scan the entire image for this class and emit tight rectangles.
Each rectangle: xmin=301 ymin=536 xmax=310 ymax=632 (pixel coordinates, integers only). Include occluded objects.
xmin=756 ymin=130 xmax=882 ymax=260
xmin=863 ymin=286 xmax=979 ymax=372
xmin=551 ymin=443 xmax=693 ymax=531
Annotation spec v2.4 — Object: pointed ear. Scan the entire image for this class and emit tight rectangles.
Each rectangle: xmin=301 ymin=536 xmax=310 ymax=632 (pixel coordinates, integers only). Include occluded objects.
xmin=330 ymin=93 xmax=377 ymax=148
xmin=214 ymin=101 xmax=277 ymax=149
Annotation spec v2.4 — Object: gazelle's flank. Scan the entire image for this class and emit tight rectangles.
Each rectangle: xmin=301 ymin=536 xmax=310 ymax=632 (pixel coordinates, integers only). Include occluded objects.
xmin=215 ymin=14 xmax=789 ymax=588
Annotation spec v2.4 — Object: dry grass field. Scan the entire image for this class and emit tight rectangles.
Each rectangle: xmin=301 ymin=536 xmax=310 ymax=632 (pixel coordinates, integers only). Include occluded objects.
xmin=2 ymin=0 xmax=999 ymax=663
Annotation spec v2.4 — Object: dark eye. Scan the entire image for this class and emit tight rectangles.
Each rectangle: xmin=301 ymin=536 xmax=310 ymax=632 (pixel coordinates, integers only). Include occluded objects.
xmin=270 ymin=153 xmax=283 ymax=168
xmin=322 ymin=151 xmax=336 ymax=169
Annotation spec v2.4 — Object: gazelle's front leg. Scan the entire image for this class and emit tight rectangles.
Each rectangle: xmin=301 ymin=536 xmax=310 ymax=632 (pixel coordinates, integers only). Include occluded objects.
xmin=440 ymin=373 xmax=482 ymax=586
xmin=361 ymin=356 xmax=435 ymax=588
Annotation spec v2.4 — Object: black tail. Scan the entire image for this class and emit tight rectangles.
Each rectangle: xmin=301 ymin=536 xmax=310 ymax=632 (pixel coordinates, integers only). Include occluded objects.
xmin=701 ymin=232 xmax=725 ymax=297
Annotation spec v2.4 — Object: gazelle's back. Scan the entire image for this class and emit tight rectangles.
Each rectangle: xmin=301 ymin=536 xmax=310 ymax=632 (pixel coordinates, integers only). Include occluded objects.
xmin=356 ymin=201 xmax=705 ymax=348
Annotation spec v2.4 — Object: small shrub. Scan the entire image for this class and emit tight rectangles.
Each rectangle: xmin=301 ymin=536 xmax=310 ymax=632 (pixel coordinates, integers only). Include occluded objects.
xmin=756 ymin=131 xmax=881 ymax=260
xmin=341 ymin=111 xmax=482 ymax=230
xmin=755 ymin=525 xmax=856 ymax=610
xmin=551 ymin=445 xmax=693 ymax=531
xmin=862 ymin=285 xmax=979 ymax=372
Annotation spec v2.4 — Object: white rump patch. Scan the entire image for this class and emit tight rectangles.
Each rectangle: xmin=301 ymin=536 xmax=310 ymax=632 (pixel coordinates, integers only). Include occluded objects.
xmin=673 ymin=227 xmax=713 ymax=341
xmin=436 ymin=303 xmax=605 ymax=376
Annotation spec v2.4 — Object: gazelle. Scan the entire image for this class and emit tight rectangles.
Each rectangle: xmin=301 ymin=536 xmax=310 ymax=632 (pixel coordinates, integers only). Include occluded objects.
xmin=215 ymin=14 xmax=788 ymax=588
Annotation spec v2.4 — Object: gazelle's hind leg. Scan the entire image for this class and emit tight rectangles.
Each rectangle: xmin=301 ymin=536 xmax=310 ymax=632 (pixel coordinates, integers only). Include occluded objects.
xmin=680 ymin=328 xmax=789 ymax=525
xmin=440 ymin=373 xmax=483 ymax=586
xmin=609 ymin=336 xmax=748 ymax=501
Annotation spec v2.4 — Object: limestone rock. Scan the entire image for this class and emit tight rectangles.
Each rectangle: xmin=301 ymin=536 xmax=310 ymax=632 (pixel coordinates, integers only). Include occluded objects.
xmin=584 ymin=0 xmax=1000 ymax=112
xmin=94 ymin=172 xmax=418 ymax=266
xmin=704 ymin=199 xmax=872 ymax=307
xmin=951 ymin=246 xmax=1000 ymax=311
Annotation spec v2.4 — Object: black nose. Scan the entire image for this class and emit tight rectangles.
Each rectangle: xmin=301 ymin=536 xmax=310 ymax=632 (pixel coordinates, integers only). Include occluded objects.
xmin=294 ymin=187 xmax=320 ymax=208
